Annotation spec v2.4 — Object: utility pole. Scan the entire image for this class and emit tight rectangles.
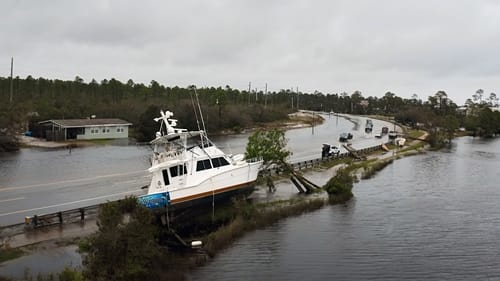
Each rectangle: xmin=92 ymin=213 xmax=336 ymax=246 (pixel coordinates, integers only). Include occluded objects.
xmin=255 ymin=88 xmax=258 ymax=102
xmin=296 ymin=86 xmax=299 ymax=110
xmin=248 ymin=82 xmax=251 ymax=105
xmin=264 ymin=83 xmax=268 ymax=109
xmin=9 ymin=57 xmax=14 ymax=104
xmin=312 ymin=111 xmax=315 ymax=135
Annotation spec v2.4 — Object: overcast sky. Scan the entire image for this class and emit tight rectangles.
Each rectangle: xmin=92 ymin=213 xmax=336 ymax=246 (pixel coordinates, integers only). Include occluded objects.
xmin=2 ymin=0 xmax=500 ymax=105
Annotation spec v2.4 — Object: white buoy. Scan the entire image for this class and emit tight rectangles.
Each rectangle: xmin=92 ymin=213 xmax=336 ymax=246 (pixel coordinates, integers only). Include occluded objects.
xmin=191 ymin=240 xmax=203 ymax=248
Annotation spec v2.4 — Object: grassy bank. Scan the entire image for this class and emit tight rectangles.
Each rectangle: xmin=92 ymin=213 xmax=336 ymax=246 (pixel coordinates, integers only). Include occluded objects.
xmin=204 ymin=197 xmax=328 ymax=257
xmin=0 ymin=248 xmax=24 ymax=264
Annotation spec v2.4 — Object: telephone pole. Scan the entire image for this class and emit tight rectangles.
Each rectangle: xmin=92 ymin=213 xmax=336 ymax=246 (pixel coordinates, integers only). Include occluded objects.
xmin=248 ymin=82 xmax=251 ymax=105
xmin=296 ymin=86 xmax=299 ymax=110
xmin=9 ymin=57 xmax=14 ymax=104
xmin=264 ymin=83 xmax=268 ymax=108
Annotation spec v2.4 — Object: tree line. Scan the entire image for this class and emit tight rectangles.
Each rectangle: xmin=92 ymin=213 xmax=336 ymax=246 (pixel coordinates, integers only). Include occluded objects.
xmin=1 ymin=75 xmax=499 ymax=146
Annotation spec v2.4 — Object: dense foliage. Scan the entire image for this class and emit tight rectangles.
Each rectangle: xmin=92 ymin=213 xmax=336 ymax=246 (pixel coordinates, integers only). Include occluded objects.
xmin=82 ymin=197 xmax=164 ymax=281
xmin=245 ymin=129 xmax=291 ymax=169
xmin=1 ymin=76 xmax=499 ymax=148
xmin=323 ymin=168 xmax=354 ymax=198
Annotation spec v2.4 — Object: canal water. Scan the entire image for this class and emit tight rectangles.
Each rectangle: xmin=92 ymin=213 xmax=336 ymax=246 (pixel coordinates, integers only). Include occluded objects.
xmin=187 ymin=136 xmax=500 ymax=281
xmin=3 ymin=114 xmax=498 ymax=280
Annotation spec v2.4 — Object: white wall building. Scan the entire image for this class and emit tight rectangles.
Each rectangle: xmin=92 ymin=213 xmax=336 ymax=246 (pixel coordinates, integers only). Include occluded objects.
xmin=38 ymin=118 xmax=132 ymax=141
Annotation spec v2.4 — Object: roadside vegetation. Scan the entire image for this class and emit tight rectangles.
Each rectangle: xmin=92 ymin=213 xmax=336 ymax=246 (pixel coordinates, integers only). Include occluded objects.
xmin=1 ymin=75 xmax=499 ymax=151
xmin=0 ymin=248 xmax=24 ymax=264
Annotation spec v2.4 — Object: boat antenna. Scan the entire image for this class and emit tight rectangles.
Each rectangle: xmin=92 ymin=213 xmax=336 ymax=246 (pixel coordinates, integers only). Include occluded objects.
xmin=194 ymin=88 xmax=207 ymax=134
xmin=189 ymin=87 xmax=202 ymax=132
xmin=189 ymin=86 xmax=206 ymax=147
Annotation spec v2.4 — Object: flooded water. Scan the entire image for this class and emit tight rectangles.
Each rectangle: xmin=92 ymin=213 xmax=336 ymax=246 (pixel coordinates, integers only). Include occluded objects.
xmin=187 ymin=137 xmax=500 ymax=280
xmin=0 ymin=114 xmax=361 ymax=225
xmin=4 ymin=114 xmax=498 ymax=280
xmin=0 ymin=245 xmax=81 ymax=279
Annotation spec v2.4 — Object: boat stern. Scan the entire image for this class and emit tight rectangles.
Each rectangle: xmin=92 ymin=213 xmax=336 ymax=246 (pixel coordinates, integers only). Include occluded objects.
xmin=137 ymin=192 xmax=170 ymax=209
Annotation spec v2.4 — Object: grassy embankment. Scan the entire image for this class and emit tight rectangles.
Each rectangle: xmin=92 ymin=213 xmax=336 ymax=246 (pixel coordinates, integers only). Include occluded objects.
xmin=0 ymin=248 xmax=24 ymax=264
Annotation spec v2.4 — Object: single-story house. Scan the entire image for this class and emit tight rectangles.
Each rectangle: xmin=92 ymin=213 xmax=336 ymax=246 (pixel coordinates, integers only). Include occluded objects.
xmin=38 ymin=118 xmax=132 ymax=141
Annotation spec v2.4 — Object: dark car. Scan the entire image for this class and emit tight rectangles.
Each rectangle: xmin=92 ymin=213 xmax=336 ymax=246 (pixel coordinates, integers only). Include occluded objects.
xmin=339 ymin=133 xmax=353 ymax=142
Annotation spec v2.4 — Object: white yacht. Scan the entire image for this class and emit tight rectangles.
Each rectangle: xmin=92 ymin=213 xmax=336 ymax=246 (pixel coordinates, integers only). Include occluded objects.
xmin=138 ymin=110 xmax=263 ymax=210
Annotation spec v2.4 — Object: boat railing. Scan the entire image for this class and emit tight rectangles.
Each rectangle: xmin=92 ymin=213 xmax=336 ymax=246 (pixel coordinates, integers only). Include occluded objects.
xmin=246 ymin=156 xmax=263 ymax=163
xmin=155 ymin=150 xmax=184 ymax=162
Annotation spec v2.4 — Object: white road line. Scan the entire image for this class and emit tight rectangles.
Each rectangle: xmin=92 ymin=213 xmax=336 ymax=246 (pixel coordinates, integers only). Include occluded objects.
xmin=0 ymin=190 xmax=142 ymax=217
xmin=0 ymin=197 xmax=24 ymax=203
xmin=0 ymin=170 xmax=147 ymax=192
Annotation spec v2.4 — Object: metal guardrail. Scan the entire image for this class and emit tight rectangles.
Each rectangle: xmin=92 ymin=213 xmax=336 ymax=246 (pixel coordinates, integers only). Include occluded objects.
xmin=266 ymin=142 xmax=389 ymax=174
xmin=24 ymin=205 xmax=100 ymax=228
xmin=0 ymin=143 xmax=388 ymax=238
xmin=0 ymin=204 xmax=100 ymax=241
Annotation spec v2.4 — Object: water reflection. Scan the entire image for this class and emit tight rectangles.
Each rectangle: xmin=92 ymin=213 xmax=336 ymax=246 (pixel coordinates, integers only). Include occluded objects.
xmin=188 ymin=137 xmax=500 ymax=280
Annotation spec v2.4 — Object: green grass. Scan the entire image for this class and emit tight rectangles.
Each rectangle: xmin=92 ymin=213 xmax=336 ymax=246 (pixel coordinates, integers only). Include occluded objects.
xmin=0 ymin=248 xmax=24 ymax=263
xmin=398 ymin=142 xmax=426 ymax=154
xmin=361 ymin=159 xmax=394 ymax=179
xmin=203 ymin=197 xmax=327 ymax=257
xmin=407 ymin=129 xmax=426 ymax=139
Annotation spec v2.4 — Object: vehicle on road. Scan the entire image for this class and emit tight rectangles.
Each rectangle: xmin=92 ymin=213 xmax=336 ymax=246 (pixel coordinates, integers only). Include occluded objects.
xmin=365 ymin=119 xmax=373 ymax=133
xmin=394 ymin=137 xmax=406 ymax=147
xmin=388 ymin=131 xmax=398 ymax=139
xmin=322 ymin=143 xmax=340 ymax=157
xmin=339 ymin=133 xmax=353 ymax=142
xmin=381 ymin=127 xmax=389 ymax=134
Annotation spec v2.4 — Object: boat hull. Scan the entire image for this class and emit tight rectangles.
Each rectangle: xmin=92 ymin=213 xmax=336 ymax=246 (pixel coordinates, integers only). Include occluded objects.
xmin=139 ymin=161 xmax=262 ymax=211
xmin=138 ymin=180 xmax=257 ymax=212
xmin=169 ymin=181 xmax=256 ymax=211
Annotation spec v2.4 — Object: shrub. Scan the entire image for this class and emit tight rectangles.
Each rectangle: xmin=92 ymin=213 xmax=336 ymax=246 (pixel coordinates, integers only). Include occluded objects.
xmin=323 ymin=168 xmax=354 ymax=199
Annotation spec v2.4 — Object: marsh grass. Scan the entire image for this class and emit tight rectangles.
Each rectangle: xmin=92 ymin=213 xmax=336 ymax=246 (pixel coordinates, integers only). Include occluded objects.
xmin=203 ymin=197 xmax=327 ymax=257
xmin=0 ymin=247 xmax=24 ymax=263
xmin=407 ymin=129 xmax=426 ymax=139
xmin=398 ymin=142 xmax=426 ymax=154
xmin=361 ymin=159 xmax=394 ymax=179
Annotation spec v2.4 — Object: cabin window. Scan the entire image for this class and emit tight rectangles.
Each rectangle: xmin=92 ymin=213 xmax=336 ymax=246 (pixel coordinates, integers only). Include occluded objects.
xmin=211 ymin=157 xmax=230 ymax=168
xmin=219 ymin=157 xmax=229 ymax=166
xmin=169 ymin=164 xmax=187 ymax=177
xmin=170 ymin=166 xmax=178 ymax=177
xmin=162 ymin=169 xmax=170 ymax=186
xmin=196 ymin=159 xmax=213 ymax=171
